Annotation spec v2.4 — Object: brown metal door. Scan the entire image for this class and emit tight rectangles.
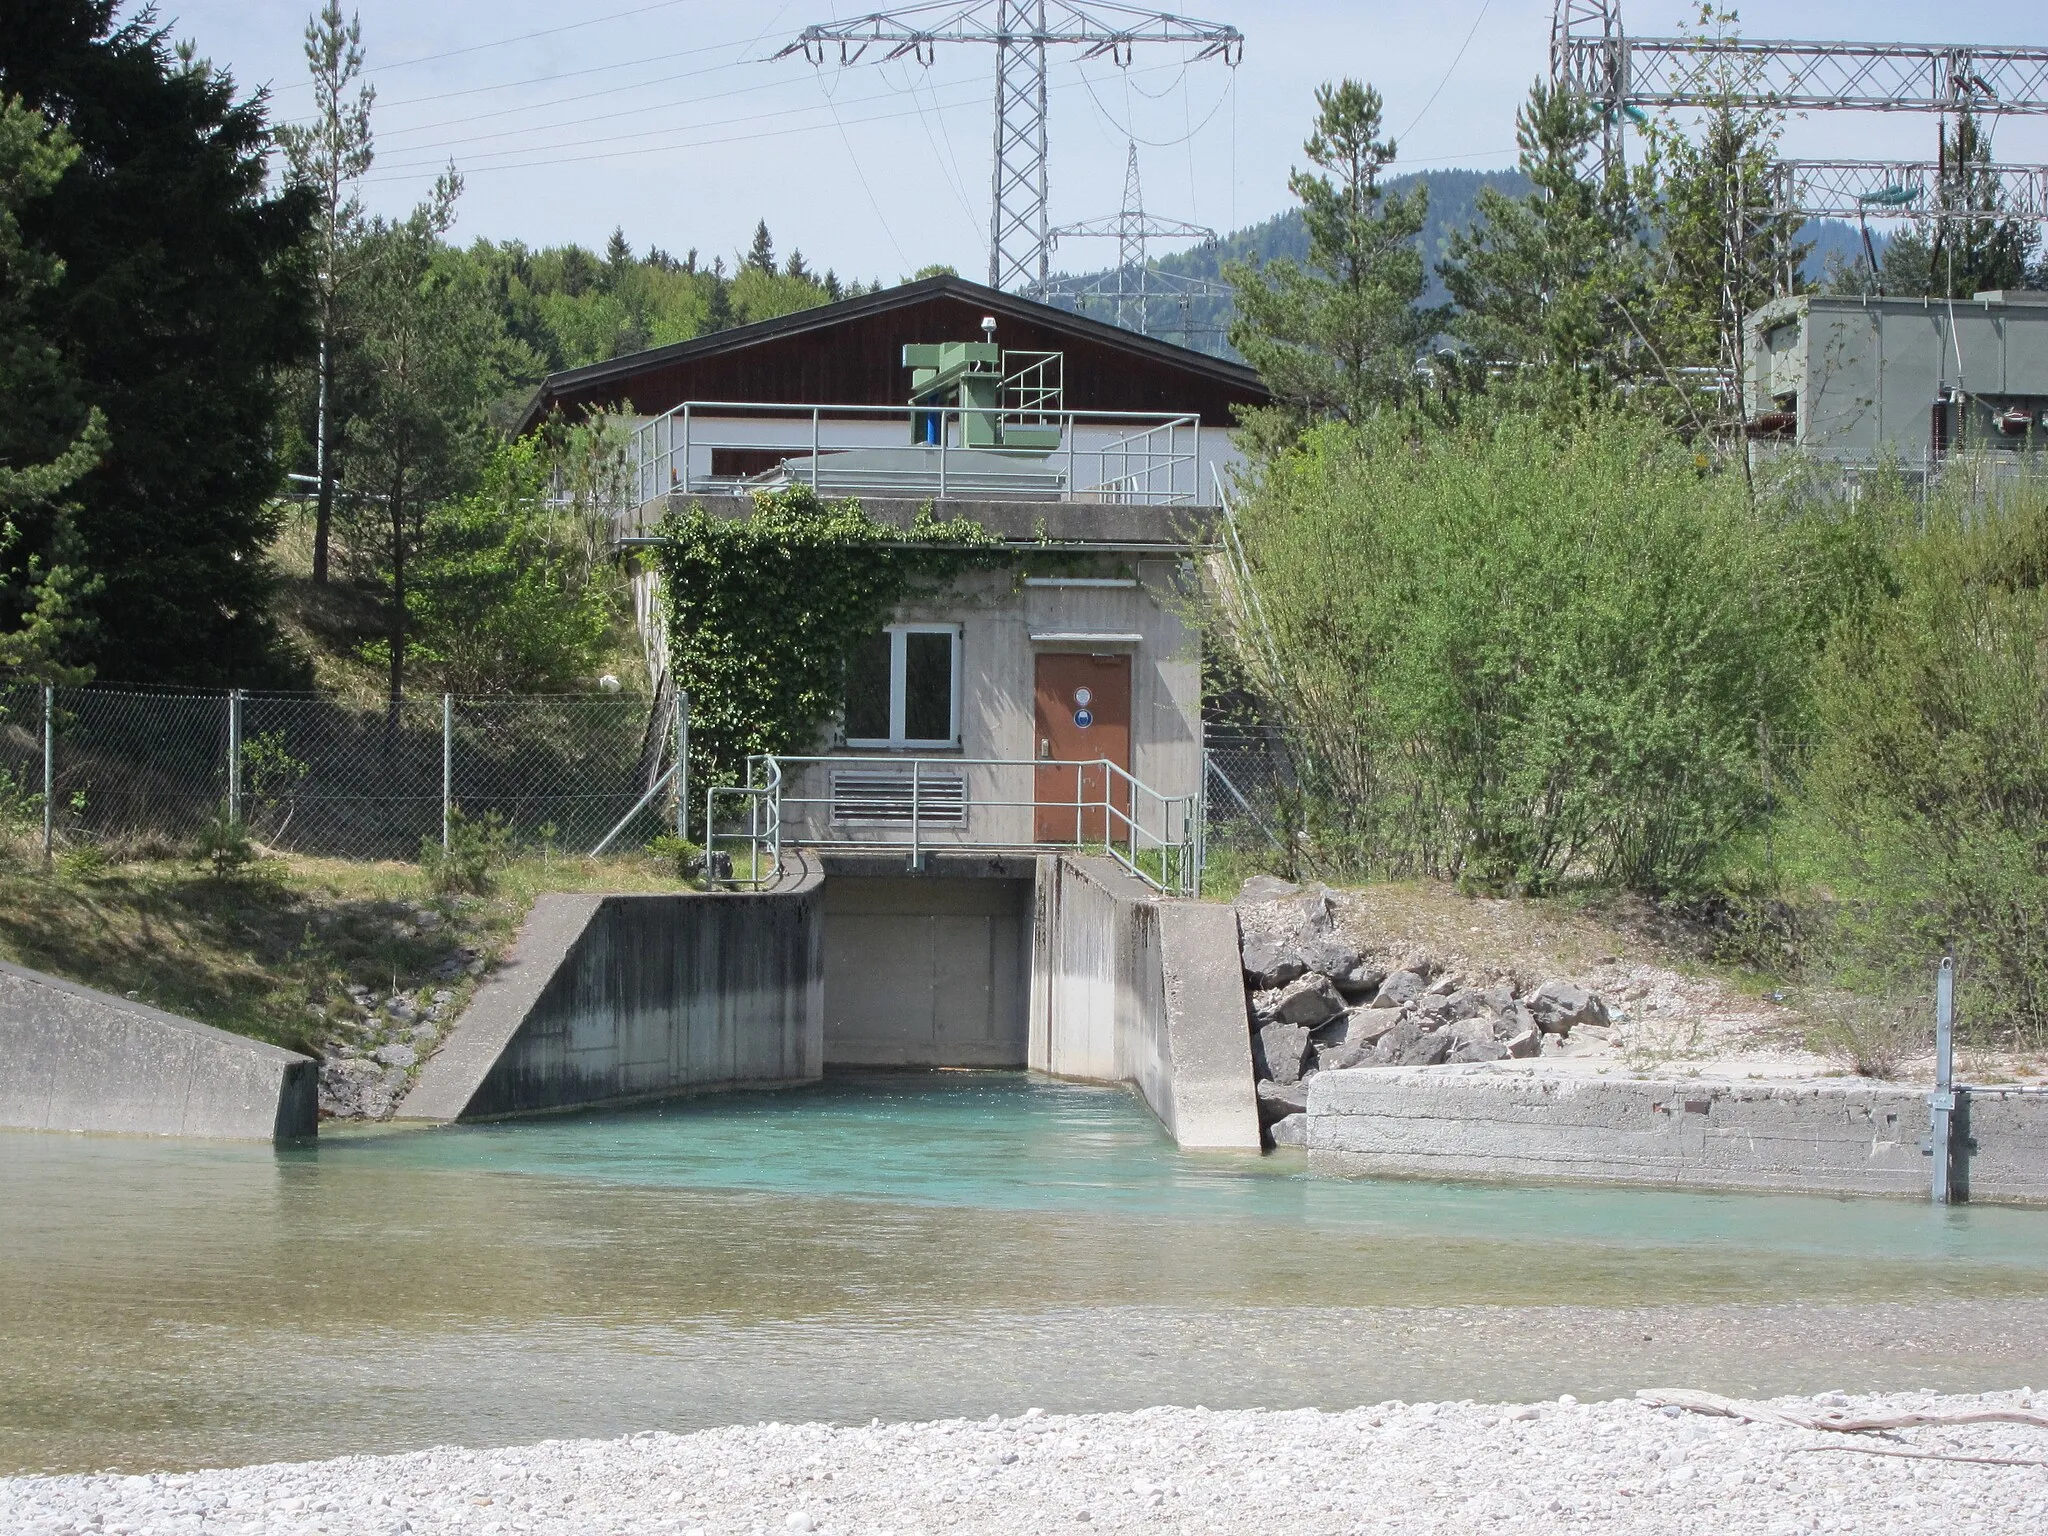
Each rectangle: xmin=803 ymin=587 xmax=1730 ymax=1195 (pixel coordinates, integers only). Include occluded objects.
xmin=1033 ymin=653 xmax=1132 ymax=844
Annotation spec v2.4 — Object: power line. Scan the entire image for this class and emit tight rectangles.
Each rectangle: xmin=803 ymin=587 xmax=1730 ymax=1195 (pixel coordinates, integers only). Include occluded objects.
xmin=272 ymin=0 xmax=709 ymax=93
xmin=1400 ymin=0 xmax=1492 ymax=140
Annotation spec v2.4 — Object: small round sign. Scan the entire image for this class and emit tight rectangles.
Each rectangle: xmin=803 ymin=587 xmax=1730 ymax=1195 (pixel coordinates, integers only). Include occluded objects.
xmin=1073 ymin=708 xmax=1094 ymax=729
xmin=1073 ymin=687 xmax=1093 ymax=707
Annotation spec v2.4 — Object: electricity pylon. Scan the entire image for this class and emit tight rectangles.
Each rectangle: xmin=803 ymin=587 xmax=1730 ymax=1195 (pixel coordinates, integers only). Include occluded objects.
xmin=778 ymin=2 xmax=1242 ymax=294
xmin=1550 ymin=0 xmax=2048 ymax=227
xmin=1043 ymin=141 xmax=1221 ymax=333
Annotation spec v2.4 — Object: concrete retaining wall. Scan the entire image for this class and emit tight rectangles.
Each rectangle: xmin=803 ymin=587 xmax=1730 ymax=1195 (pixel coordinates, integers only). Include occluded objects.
xmin=400 ymin=862 xmax=824 ymax=1121
xmin=0 ymin=960 xmax=316 ymax=1141
xmin=822 ymin=871 xmax=1032 ymax=1067
xmin=1028 ymin=855 xmax=1259 ymax=1150
xmin=1307 ymin=1065 xmax=2048 ymax=1204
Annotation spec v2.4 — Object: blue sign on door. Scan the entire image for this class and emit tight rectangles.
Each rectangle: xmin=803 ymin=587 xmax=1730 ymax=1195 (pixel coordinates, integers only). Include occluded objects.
xmin=1073 ymin=708 xmax=1094 ymax=729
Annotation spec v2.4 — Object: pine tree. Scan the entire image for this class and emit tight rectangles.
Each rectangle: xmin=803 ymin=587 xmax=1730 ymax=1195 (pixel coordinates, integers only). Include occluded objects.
xmin=1878 ymin=111 xmax=2040 ymax=298
xmin=746 ymin=220 xmax=775 ymax=274
xmin=784 ymin=248 xmax=810 ymax=282
xmin=1439 ymin=81 xmax=1648 ymax=403
xmin=278 ymin=2 xmax=375 ymax=587
xmin=1224 ymin=80 xmax=1444 ymax=445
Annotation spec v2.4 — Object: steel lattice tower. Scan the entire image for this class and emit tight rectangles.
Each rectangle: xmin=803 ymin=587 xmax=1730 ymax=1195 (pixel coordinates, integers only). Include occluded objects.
xmin=779 ymin=2 xmax=1242 ymax=293
xmin=1549 ymin=1 xmax=2048 ymax=227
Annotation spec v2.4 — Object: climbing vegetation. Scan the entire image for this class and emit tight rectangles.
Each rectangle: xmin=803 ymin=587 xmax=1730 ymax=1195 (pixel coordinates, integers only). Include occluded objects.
xmin=652 ymin=487 xmax=1002 ymax=781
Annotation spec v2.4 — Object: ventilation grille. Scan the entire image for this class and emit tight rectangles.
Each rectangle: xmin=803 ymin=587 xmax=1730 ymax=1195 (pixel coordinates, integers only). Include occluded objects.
xmin=830 ymin=770 xmax=968 ymax=825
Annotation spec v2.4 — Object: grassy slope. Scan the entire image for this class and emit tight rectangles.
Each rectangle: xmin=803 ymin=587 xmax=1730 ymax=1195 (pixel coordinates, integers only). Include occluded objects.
xmin=0 ymin=851 xmax=686 ymax=1056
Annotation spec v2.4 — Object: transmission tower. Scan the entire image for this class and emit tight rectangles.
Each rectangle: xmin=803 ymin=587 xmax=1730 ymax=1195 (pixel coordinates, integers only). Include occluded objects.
xmin=778 ymin=3 xmax=1242 ymax=294
xmin=1041 ymin=141 xmax=1222 ymax=333
xmin=1550 ymin=1 xmax=2048 ymax=228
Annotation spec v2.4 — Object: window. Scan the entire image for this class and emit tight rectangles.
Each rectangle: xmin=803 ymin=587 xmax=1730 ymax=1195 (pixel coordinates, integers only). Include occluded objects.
xmin=843 ymin=625 xmax=959 ymax=747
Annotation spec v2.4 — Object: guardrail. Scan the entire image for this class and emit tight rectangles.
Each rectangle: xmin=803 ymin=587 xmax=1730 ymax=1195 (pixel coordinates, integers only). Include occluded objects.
xmin=703 ymin=753 xmax=1203 ymax=896
xmin=627 ymin=400 xmax=1203 ymax=519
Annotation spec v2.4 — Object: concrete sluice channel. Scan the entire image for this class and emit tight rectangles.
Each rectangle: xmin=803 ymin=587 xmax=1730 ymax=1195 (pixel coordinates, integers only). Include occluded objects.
xmin=6 ymin=1068 xmax=2048 ymax=1477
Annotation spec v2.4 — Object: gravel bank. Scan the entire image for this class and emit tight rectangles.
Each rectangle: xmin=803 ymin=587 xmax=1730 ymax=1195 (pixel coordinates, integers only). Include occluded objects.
xmin=5 ymin=1391 xmax=2044 ymax=1535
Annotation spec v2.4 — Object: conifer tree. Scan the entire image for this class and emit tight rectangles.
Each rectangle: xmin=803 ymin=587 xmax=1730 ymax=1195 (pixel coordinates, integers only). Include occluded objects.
xmin=1225 ymin=80 xmax=1443 ymax=447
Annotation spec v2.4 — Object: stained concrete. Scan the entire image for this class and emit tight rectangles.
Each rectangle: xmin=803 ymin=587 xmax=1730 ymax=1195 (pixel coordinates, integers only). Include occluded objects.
xmin=822 ymin=872 xmax=1032 ymax=1067
xmin=1028 ymin=855 xmax=1259 ymax=1150
xmin=1307 ymin=1065 xmax=2048 ymax=1204
xmin=400 ymin=860 xmax=824 ymax=1121
xmin=0 ymin=959 xmax=316 ymax=1141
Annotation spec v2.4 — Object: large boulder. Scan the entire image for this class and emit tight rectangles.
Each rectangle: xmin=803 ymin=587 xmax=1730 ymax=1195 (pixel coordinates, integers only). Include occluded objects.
xmin=1524 ymin=979 xmax=1611 ymax=1035
xmin=1315 ymin=1040 xmax=1366 ymax=1072
xmin=1238 ymin=875 xmax=1301 ymax=904
xmin=1256 ymin=1076 xmax=1310 ymax=1122
xmin=1239 ymin=933 xmax=1307 ymax=989
xmin=1252 ymin=1021 xmax=1313 ymax=1085
xmin=1396 ymin=1028 xmax=1453 ymax=1067
xmin=1270 ymin=973 xmax=1345 ymax=1028
xmin=1268 ymin=1112 xmax=1308 ymax=1147
xmin=1368 ymin=969 xmax=1428 ymax=1010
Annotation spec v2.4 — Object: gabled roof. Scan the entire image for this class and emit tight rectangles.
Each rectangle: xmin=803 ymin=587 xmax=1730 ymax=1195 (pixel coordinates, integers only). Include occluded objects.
xmin=515 ymin=273 xmax=1265 ymax=434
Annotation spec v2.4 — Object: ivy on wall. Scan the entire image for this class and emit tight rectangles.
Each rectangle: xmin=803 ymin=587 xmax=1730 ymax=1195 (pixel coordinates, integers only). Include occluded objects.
xmin=652 ymin=486 xmax=1003 ymax=779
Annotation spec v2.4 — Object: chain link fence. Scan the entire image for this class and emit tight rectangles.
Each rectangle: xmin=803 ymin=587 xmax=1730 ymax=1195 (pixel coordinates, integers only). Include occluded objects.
xmin=0 ymin=686 xmax=674 ymax=861
xmin=1203 ymin=728 xmax=1291 ymax=855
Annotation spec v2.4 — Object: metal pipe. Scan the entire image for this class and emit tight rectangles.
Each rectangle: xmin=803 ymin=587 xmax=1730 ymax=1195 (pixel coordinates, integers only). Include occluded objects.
xmin=227 ymin=688 xmax=243 ymax=823
xmin=1931 ymin=954 xmax=1958 ymax=1203
xmin=41 ymin=683 xmax=53 ymax=865
xmin=675 ymin=690 xmax=689 ymax=841
xmin=441 ymin=693 xmax=453 ymax=849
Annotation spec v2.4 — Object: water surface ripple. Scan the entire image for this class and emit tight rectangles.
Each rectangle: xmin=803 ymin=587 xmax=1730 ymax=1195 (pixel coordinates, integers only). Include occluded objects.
xmin=5 ymin=1071 xmax=2046 ymax=1474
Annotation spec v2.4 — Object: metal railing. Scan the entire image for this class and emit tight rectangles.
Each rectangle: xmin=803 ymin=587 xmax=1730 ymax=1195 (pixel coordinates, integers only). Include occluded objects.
xmin=702 ymin=752 xmax=1204 ymax=896
xmin=626 ymin=399 xmax=1202 ymax=519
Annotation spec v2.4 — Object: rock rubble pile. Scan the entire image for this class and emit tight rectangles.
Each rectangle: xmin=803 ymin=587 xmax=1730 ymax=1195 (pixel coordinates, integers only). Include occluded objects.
xmin=1237 ymin=877 xmax=1614 ymax=1146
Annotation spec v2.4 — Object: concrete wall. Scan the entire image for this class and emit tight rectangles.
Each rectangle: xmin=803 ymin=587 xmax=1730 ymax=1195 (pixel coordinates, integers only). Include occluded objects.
xmin=1307 ymin=1066 xmax=2048 ymax=1204
xmin=823 ymin=870 xmax=1032 ymax=1066
xmin=400 ymin=866 xmax=824 ymax=1121
xmin=0 ymin=960 xmax=316 ymax=1141
xmin=777 ymin=557 xmax=1204 ymax=852
xmin=1028 ymin=855 xmax=1260 ymax=1150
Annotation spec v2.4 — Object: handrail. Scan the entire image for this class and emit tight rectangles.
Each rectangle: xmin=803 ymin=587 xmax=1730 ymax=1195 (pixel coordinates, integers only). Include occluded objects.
xmin=725 ymin=752 xmax=1204 ymax=896
xmin=627 ymin=398 xmax=1203 ymax=517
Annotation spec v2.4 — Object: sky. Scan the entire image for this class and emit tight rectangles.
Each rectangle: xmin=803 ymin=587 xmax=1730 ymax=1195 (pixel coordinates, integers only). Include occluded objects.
xmin=159 ymin=1 xmax=2048 ymax=282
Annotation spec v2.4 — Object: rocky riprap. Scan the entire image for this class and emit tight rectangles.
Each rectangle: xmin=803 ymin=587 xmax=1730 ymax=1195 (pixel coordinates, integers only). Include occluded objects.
xmin=1237 ymin=876 xmax=1613 ymax=1147
xmin=311 ymin=915 xmax=483 ymax=1120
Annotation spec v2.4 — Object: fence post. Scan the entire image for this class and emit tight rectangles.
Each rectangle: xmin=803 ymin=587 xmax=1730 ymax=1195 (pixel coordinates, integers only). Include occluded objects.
xmin=226 ymin=688 xmax=243 ymax=823
xmin=674 ymin=689 xmax=689 ymax=842
xmin=41 ymin=683 xmax=53 ymax=865
xmin=442 ymin=693 xmax=453 ymax=850
xmin=1930 ymin=954 xmax=1959 ymax=1203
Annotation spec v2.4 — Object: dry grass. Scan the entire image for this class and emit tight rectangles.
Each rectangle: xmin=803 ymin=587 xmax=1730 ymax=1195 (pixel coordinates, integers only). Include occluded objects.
xmin=0 ymin=846 xmax=689 ymax=1055
xmin=1802 ymin=996 xmax=1929 ymax=1080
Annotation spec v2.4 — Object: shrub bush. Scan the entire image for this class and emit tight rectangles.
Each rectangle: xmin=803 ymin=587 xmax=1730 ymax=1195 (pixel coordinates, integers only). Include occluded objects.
xmin=1208 ymin=412 xmax=1877 ymax=892
xmin=1798 ymin=470 xmax=2048 ymax=1046
xmin=419 ymin=806 xmax=510 ymax=896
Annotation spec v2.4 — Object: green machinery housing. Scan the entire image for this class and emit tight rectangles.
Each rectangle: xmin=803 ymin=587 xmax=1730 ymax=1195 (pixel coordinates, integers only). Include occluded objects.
xmin=902 ymin=331 xmax=1066 ymax=453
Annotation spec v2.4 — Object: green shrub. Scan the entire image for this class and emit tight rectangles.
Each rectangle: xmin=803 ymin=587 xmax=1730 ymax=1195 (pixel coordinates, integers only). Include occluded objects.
xmin=647 ymin=833 xmax=704 ymax=882
xmin=1208 ymin=412 xmax=1877 ymax=893
xmin=194 ymin=812 xmax=254 ymax=878
xmin=1798 ymin=471 xmax=2048 ymax=1046
xmin=419 ymin=806 xmax=511 ymax=896
xmin=55 ymin=841 xmax=107 ymax=881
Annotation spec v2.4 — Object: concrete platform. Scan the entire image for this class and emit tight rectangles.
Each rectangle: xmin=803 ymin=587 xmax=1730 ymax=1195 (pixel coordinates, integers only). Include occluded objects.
xmin=0 ymin=960 xmax=316 ymax=1141
xmin=1307 ymin=1064 xmax=2048 ymax=1204
xmin=400 ymin=859 xmax=825 ymax=1121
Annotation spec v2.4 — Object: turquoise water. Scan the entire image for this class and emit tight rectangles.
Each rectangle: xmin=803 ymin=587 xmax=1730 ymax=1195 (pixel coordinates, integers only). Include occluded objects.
xmin=319 ymin=1071 xmax=2048 ymax=1267
xmin=5 ymin=1070 xmax=2047 ymax=1474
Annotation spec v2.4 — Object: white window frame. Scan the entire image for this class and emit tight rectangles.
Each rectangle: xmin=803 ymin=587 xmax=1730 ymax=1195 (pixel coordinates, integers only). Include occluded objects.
xmin=844 ymin=623 xmax=961 ymax=750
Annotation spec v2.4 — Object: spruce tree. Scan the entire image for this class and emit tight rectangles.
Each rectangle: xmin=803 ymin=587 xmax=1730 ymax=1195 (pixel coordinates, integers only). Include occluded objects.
xmin=0 ymin=0 xmax=314 ymax=684
xmin=1225 ymin=80 xmax=1443 ymax=447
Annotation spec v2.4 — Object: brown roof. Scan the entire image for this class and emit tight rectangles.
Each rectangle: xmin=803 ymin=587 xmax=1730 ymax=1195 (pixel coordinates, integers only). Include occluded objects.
xmin=515 ymin=273 xmax=1266 ymax=434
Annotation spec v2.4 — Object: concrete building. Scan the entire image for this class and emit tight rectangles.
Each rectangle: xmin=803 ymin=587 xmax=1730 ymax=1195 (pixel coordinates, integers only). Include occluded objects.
xmin=1744 ymin=289 xmax=2048 ymax=467
xmin=515 ymin=276 xmax=1265 ymax=1099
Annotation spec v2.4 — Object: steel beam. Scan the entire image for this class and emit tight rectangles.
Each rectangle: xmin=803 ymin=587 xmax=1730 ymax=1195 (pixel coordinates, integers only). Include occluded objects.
xmin=1559 ymin=37 xmax=2048 ymax=115
xmin=1774 ymin=159 xmax=2048 ymax=222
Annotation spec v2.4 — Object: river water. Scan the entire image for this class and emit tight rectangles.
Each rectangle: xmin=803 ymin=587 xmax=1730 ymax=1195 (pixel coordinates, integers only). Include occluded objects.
xmin=5 ymin=1070 xmax=2048 ymax=1475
